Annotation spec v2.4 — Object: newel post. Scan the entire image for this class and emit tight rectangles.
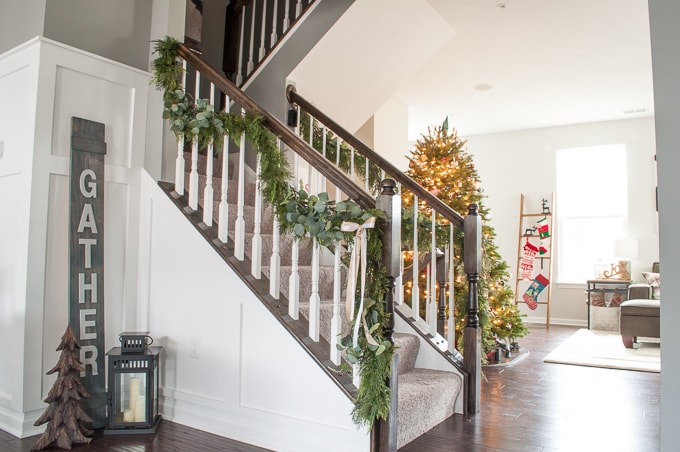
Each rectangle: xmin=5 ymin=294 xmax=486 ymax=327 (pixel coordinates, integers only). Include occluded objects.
xmin=371 ymin=179 xmax=400 ymax=452
xmin=463 ymin=203 xmax=482 ymax=415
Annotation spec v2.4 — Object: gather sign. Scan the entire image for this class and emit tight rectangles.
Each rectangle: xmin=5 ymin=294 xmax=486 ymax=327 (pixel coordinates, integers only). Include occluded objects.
xmin=69 ymin=117 xmax=107 ymax=427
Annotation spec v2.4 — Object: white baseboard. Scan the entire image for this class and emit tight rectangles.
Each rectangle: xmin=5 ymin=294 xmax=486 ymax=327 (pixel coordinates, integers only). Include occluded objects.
xmin=523 ymin=316 xmax=588 ymax=328
xmin=0 ymin=406 xmax=45 ymax=439
xmin=159 ymin=390 xmax=369 ymax=452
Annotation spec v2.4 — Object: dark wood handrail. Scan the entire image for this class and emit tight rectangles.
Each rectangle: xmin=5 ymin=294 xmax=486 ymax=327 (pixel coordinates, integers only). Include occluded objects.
xmin=286 ymin=85 xmax=465 ymax=227
xmin=177 ymin=44 xmax=375 ymax=209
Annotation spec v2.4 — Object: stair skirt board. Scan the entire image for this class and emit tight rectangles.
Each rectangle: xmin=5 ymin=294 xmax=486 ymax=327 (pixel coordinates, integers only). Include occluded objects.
xmin=165 ymin=154 xmax=466 ymax=447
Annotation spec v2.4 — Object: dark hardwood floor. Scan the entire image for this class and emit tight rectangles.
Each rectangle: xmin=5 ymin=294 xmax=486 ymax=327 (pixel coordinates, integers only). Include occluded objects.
xmin=1 ymin=419 xmax=271 ymax=452
xmin=401 ymin=323 xmax=660 ymax=452
xmin=4 ymin=324 xmax=659 ymax=452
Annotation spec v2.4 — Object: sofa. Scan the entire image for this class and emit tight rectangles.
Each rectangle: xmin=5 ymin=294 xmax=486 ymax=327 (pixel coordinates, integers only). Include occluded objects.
xmin=619 ymin=263 xmax=660 ymax=348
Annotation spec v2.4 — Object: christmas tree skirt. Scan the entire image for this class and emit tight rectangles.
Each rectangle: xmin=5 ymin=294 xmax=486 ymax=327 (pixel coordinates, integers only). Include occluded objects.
xmin=483 ymin=345 xmax=530 ymax=367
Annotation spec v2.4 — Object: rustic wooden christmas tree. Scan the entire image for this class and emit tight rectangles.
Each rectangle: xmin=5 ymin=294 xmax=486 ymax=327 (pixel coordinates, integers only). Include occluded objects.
xmin=32 ymin=325 xmax=93 ymax=451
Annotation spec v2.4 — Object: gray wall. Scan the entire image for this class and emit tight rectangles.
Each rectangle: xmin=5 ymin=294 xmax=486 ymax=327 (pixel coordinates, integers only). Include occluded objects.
xmin=0 ymin=0 xmax=47 ymax=54
xmin=43 ymin=0 xmax=153 ymax=71
xmin=648 ymin=2 xmax=680 ymax=450
xmin=245 ymin=0 xmax=354 ymax=123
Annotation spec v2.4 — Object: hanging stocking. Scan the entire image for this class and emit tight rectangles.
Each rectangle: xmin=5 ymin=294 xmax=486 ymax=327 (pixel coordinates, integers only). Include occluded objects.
xmin=536 ymin=216 xmax=550 ymax=239
xmin=519 ymin=238 xmax=539 ymax=280
xmin=523 ymin=274 xmax=550 ymax=310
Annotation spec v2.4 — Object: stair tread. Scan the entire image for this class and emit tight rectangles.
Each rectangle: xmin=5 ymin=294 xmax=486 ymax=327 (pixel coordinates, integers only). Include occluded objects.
xmin=397 ymin=368 xmax=462 ymax=448
xmin=393 ymin=333 xmax=420 ymax=375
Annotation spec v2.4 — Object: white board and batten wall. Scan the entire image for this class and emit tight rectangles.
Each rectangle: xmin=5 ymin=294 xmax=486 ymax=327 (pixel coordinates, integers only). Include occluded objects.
xmin=0 ymin=37 xmax=153 ymax=437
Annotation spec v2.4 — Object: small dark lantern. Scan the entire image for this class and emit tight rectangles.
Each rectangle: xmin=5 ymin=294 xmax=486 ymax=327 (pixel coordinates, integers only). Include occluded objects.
xmin=105 ymin=332 xmax=162 ymax=434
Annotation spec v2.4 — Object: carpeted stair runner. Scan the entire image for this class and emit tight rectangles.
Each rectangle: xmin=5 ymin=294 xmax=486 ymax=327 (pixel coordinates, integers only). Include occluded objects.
xmin=185 ymin=152 xmax=462 ymax=448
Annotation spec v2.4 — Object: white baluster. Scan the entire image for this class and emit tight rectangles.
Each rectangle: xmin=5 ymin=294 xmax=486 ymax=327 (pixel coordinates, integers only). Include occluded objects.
xmin=395 ymin=182 xmax=403 ymax=306
xmin=175 ymin=139 xmax=185 ymax=195
xmin=448 ymin=224 xmax=456 ymax=353
xmin=330 ymin=137 xmax=343 ymax=365
xmin=270 ymin=216 xmax=281 ymax=298
xmin=309 ymin=242 xmax=320 ymax=341
xmin=319 ymin=125 xmax=327 ymax=192
xmin=352 ymin=363 xmax=361 ymax=388
xmin=306 ymin=114 xmax=320 ymax=340
xmin=189 ymin=139 xmax=199 ymax=210
xmin=251 ymin=153 xmax=263 ymax=278
xmin=412 ymin=194 xmax=420 ymax=319
xmin=364 ymin=155 xmax=370 ymax=192
xmin=234 ymin=110 xmax=247 ymax=260
xmin=307 ymin=114 xmax=314 ymax=191
xmin=236 ymin=8 xmax=246 ymax=86
xmin=288 ymin=150 xmax=300 ymax=320
xmin=217 ymin=96 xmax=230 ymax=243
xmin=283 ymin=0 xmax=290 ymax=31
xmin=397 ymin=248 xmax=404 ymax=305
xmin=350 ymin=147 xmax=355 ymax=181
xmin=429 ymin=210 xmax=437 ymax=334
xmin=188 ymin=70 xmax=201 ymax=210
xmin=258 ymin=0 xmax=267 ymax=61
xmin=270 ymin=0 xmax=279 ymax=47
xmin=203 ymin=142 xmax=214 ymax=225
xmin=247 ymin=2 xmax=256 ymax=75
xmin=295 ymin=0 xmax=302 ymax=18
xmin=174 ymin=59 xmax=187 ymax=195
xmin=202 ymin=83 xmax=216 ymax=226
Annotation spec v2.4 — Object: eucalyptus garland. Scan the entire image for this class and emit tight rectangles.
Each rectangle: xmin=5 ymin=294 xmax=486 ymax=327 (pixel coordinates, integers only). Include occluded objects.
xmin=152 ymin=36 xmax=393 ymax=428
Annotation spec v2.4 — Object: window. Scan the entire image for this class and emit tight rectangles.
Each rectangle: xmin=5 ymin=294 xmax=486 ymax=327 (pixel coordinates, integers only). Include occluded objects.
xmin=556 ymin=144 xmax=628 ymax=283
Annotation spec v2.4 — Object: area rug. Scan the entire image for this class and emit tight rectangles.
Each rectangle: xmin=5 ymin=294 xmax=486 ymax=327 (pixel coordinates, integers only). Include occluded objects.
xmin=543 ymin=328 xmax=660 ymax=373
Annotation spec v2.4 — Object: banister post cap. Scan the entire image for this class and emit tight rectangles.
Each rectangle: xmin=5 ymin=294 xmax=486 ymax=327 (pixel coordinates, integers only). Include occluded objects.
xmin=381 ymin=178 xmax=397 ymax=195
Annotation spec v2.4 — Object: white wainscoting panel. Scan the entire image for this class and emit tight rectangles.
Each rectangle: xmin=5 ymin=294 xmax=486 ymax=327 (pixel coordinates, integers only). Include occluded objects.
xmin=141 ymin=171 xmax=369 ymax=452
xmin=0 ymin=38 xmax=41 ymax=437
xmin=0 ymin=37 xmax=155 ymax=437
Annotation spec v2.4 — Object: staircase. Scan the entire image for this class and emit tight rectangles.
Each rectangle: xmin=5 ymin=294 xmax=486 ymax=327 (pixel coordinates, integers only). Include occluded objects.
xmin=164 ymin=132 xmax=469 ymax=448
xmin=154 ymin=33 xmax=482 ymax=450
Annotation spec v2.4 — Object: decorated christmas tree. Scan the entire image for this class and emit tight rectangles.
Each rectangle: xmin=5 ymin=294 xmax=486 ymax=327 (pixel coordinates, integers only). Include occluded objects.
xmin=32 ymin=325 xmax=93 ymax=451
xmin=402 ymin=119 xmax=528 ymax=355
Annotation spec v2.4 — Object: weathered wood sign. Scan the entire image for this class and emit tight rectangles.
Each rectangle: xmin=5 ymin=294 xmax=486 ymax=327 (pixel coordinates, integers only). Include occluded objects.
xmin=69 ymin=117 xmax=106 ymax=428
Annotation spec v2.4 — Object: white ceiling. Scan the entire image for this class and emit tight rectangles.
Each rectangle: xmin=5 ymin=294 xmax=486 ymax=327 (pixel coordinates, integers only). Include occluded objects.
xmin=290 ymin=0 xmax=654 ymax=139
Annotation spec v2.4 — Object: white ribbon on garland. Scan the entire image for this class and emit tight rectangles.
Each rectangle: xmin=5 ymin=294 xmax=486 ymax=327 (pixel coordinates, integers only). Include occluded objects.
xmin=341 ymin=217 xmax=380 ymax=349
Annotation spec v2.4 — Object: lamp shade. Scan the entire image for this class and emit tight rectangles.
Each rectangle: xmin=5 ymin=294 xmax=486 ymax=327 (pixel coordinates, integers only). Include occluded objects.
xmin=615 ymin=239 xmax=638 ymax=259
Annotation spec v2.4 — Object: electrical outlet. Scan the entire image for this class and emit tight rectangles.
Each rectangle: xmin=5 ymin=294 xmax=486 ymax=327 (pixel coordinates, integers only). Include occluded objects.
xmin=189 ymin=335 xmax=200 ymax=359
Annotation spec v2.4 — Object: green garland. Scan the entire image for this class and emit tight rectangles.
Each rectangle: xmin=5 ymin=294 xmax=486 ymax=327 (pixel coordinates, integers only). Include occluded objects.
xmin=152 ymin=37 xmax=393 ymax=429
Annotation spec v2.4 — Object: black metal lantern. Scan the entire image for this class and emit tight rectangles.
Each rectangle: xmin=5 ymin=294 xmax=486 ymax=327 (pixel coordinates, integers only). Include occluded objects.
xmin=104 ymin=332 xmax=162 ymax=434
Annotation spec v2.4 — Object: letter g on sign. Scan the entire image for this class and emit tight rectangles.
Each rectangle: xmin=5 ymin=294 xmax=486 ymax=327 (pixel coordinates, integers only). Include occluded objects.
xmin=80 ymin=169 xmax=97 ymax=198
